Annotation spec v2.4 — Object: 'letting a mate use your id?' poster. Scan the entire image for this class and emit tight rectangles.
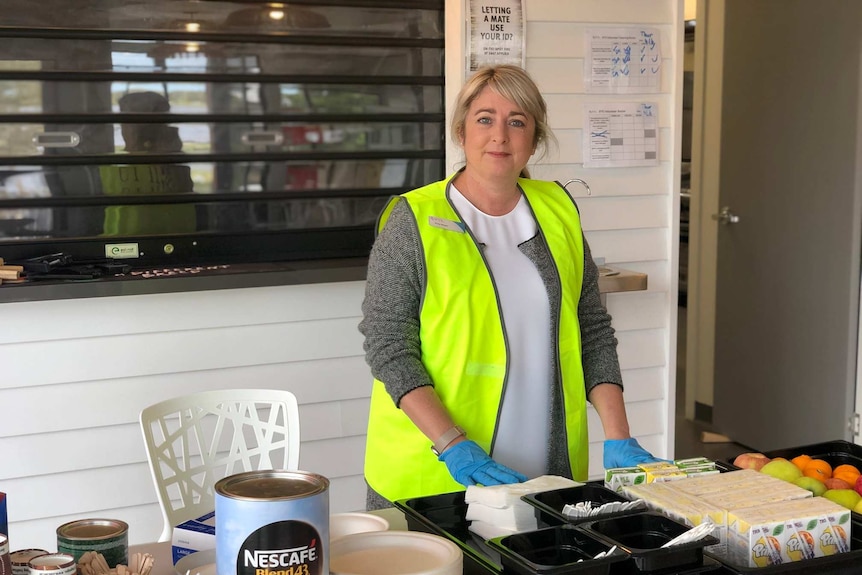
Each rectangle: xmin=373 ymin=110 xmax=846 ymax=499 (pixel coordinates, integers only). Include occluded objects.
xmin=468 ymin=0 xmax=525 ymax=71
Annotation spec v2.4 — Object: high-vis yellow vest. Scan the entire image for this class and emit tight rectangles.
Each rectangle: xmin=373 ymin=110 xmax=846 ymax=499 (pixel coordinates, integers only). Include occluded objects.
xmin=364 ymin=175 xmax=588 ymax=503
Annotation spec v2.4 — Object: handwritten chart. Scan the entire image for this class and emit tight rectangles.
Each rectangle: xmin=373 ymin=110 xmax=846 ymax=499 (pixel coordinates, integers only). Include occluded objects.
xmin=585 ymin=27 xmax=661 ymax=93
xmin=583 ymin=103 xmax=659 ymax=168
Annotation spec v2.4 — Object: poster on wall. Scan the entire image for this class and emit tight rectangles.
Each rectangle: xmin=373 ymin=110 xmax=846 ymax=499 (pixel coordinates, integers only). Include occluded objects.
xmin=468 ymin=0 xmax=525 ymax=72
xmin=583 ymin=102 xmax=660 ymax=168
xmin=585 ymin=27 xmax=662 ymax=93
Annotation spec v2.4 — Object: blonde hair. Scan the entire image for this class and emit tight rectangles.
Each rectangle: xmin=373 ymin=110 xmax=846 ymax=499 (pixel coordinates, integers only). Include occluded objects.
xmin=450 ymin=65 xmax=556 ymax=177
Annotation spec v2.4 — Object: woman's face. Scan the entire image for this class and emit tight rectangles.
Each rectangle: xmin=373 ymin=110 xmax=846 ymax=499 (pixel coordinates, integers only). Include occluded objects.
xmin=461 ymin=86 xmax=536 ymax=184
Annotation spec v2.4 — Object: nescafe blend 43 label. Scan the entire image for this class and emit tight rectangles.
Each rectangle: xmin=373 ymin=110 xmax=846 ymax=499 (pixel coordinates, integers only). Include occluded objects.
xmin=237 ymin=521 xmax=322 ymax=575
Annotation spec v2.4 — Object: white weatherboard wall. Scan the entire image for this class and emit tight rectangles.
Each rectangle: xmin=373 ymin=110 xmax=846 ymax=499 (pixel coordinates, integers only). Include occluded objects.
xmin=0 ymin=0 xmax=683 ymax=550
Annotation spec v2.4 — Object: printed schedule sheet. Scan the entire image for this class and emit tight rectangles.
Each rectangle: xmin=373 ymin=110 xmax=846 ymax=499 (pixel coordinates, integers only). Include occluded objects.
xmin=583 ymin=103 xmax=659 ymax=168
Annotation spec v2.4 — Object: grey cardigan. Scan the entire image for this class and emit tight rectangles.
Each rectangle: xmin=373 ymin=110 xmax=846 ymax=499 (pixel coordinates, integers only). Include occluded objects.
xmin=358 ymin=195 xmax=623 ymax=509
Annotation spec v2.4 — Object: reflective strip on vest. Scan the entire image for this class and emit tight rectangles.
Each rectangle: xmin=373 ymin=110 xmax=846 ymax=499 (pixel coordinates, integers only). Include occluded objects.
xmin=364 ymin=175 xmax=589 ymax=502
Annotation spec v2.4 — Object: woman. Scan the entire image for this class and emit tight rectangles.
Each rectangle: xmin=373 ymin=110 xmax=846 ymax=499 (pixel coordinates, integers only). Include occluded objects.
xmin=359 ymin=65 xmax=659 ymax=510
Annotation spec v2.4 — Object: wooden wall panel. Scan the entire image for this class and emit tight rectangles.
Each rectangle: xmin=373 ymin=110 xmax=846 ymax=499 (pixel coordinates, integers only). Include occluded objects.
xmin=528 ymin=0 xmax=673 ymax=22
xmin=530 ymin=163 xmax=674 ymax=197
xmin=0 ymin=282 xmax=366 ymax=345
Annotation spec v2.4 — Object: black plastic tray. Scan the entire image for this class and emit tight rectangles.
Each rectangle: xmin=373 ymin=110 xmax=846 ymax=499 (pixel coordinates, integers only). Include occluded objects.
xmin=706 ymin=519 xmax=862 ymax=575
xmin=579 ymin=512 xmax=720 ymax=573
xmin=727 ymin=439 xmax=862 ymax=522
xmin=488 ymin=525 xmax=630 ymax=575
xmin=522 ymin=485 xmax=638 ymax=528
xmin=396 ymin=489 xmax=727 ymax=575
xmin=760 ymin=440 xmax=862 ymax=473
xmin=395 ymin=491 xmax=501 ymax=575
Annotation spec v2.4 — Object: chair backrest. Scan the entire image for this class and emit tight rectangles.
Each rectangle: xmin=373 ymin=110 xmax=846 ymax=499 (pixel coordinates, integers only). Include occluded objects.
xmin=139 ymin=388 xmax=300 ymax=542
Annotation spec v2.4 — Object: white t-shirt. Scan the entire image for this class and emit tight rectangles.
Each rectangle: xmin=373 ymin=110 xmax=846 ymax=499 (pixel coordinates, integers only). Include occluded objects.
xmin=450 ymin=186 xmax=552 ymax=478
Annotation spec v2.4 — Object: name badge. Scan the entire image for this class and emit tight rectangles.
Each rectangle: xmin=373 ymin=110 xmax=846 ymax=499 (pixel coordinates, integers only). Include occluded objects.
xmin=428 ymin=216 xmax=465 ymax=233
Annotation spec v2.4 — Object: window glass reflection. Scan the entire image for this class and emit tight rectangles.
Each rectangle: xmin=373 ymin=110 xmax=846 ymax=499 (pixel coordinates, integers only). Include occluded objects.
xmin=1 ymin=1 xmax=443 ymax=38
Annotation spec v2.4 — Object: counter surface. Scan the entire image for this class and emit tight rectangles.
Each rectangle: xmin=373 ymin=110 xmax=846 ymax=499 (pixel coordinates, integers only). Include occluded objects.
xmin=0 ymin=260 xmax=646 ymax=303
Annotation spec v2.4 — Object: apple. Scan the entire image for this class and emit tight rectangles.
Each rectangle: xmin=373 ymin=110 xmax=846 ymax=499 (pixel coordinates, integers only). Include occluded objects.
xmin=793 ymin=476 xmax=827 ymax=497
xmin=761 ymin=459 xmax=804 ymax=482
xmin=733 ymin=452 xmax=770 ymax=471
xmin=822 ymin=488 xmax=862 ymax=510
xmin=855 ymin=474 xmax=862 ymax=497
xmin=824 ymin=477 xmax=852 ymax=491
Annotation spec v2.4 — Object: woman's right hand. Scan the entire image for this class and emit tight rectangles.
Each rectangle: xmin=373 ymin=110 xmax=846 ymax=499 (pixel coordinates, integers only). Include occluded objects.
xmin=438 ymin=440 xmax=527 ymax=486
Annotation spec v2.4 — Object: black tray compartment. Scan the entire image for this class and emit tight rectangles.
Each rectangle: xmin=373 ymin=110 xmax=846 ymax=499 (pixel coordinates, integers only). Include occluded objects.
xmin=579 ymin=512 xmax=719 ymax=573
xmin=395 ymin=491 xmax=501 ymax=575
xmin=488 ymin=525 xmax=630 ymax=575
xmin=522 ymin=485 xmax=637 ymax=528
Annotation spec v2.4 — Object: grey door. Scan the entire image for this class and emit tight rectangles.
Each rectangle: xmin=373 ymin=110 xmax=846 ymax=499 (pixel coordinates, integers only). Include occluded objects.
xmin=711 ymin=0 xmax=862 ymax=451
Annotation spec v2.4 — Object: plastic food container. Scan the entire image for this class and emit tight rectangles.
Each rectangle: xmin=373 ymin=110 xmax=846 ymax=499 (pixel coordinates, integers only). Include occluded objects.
xmin=395 ymin=491 xmax=501 ymax=575
xmin=749 ymin=440 xmax=862 ymax=523
xmin=579 ymin=512 xmax=719 ymax=572
xmin=330 ymin=530 xmax=462 ymax=575
xmin=487 ymin=525 xmax=629 ymax=575
xmin=330 ymin=512 xmax=390 ymax=542
xmin=521 ymin=484 xmax=635 ymax=528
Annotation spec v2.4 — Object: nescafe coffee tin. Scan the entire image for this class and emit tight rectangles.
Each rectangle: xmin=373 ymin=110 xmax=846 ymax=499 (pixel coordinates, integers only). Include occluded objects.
xmin=215 ymin=470 xmax=329 ymax=575
xmin=10 ymin=550 xmax=48 ymax=575
xmin=56 ymin=519 xmax=128 ymax=568
xmin=27 ymin=554 xmax=75 ymax=575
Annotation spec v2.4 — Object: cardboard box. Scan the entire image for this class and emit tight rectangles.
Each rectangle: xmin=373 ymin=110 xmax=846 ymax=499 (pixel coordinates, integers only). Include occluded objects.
xmin=171 ymin=511 xmax=215 ymax=564
xmin=726 ymin=498 xmax=851 ymax=568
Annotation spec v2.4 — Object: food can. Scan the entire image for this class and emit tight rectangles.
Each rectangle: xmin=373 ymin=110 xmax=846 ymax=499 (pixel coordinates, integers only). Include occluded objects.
xmin=215 ymin=470 xmax=329 ymax=575
xmin=0 ymin=535 xmax=11 ymax=575
xmin=56 ymin=519 xmax=128 ymax=568
xmin=27 ymin=554 xmax=75 ymax=575
xmin=10 ymin=550 xmax=48 ymax=575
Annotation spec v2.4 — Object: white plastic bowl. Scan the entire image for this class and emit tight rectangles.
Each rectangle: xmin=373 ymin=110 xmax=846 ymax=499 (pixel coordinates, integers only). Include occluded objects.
xmin=330 ymin=530 xmax=462 ymax=575
xmin=330 ymin=512 xmax=390 ymax=542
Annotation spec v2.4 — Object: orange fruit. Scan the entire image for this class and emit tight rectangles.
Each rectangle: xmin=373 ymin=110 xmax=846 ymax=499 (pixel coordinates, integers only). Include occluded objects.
xmin=803 ymin=459 xmax=832 ymax=481
xmin=833 ymin=463 xmax=861 ymax=477
xmin=791 ymin=454 xmax=812 ymax=471
xmin=833 ymin=465 xmax=860 ymax=486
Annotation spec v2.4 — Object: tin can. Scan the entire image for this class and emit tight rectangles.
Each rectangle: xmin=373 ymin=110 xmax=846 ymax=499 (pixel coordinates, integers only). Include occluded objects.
xmin=0 ymin=534 xmax=12 ymax=575
xmin=215 ymin=470 xmax=329 ymax=575
xmin=10 ymin=550 xmax=48 ymax=575
xmin=27 ymin=554 xmax=75 ymax=575
xmin=56 ymin=519 xmax=128 ymax=568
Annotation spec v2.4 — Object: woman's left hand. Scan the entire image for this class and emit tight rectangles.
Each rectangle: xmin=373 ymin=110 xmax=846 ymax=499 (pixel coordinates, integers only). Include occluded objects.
xmin=603 ymin=437 xmax=665 ymax=468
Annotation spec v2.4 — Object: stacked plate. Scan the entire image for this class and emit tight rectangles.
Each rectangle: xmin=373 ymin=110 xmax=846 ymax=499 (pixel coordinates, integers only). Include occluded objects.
xmin=330 ymin=530 xmax=462 ymax=575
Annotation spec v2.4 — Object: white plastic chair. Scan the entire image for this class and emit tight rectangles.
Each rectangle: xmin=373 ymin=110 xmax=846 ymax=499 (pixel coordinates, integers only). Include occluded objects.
xmin=139 ymin=388 xmax=300 ymax=541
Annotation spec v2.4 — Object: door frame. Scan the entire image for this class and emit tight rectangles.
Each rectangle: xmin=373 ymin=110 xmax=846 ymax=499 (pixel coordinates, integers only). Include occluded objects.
xmin=685 ymin=0 xmax=724 ymax=423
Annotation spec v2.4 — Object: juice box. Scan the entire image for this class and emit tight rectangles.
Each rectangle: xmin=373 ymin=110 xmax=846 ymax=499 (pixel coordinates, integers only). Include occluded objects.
xmin=605 ymin=467 xmax=646 ymax=493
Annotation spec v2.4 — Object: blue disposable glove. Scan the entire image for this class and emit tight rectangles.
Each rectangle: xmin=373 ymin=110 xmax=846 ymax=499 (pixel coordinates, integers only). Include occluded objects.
xmin=603 ymin=438 xmax=664 ymax=468
xmin=438 ymin=440 xmax=528 ymax=487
